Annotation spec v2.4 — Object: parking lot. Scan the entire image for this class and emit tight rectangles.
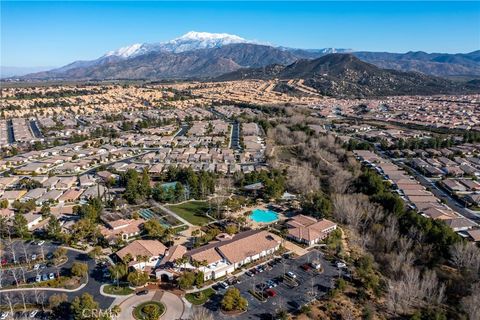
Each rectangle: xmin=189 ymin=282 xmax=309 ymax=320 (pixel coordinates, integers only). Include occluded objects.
xmin=0 ymin=240 xmax=75 ymax=288
xmin=205 ymin=249 xmax=340 ymax=320
xmin=0 ymin=240 xmax=115 ymax=319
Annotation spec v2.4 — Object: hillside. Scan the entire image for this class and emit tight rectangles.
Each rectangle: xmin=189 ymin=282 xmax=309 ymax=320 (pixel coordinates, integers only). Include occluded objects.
xmin=217 ymin=54 xmax=480 ymax=97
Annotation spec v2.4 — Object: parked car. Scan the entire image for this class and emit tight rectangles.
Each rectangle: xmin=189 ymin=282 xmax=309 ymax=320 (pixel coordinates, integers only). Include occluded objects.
xmin=46 ymin=253 xmax=54 ymax=260
xmin=265 ymin=288 xmax=277 ymax=297
xmin=219 ymin=281 xmax=229 ymax=289
xmin=336 ymin=262 xmax=347 ymax=269
xmin=33 ymin=264 xmax=40 ymax=270
xmin=37 ymin=241 xmax=45 ymax=246
xmin=286 ymin=271 xmax=297 ymax=279
xmin=31 ymin=254 xmax=37 ymax=261
xmin=245 ymin=271 xmax=254 ymax=277
xmin=29 ymin=310 xmax=38 ymax=318
xmin=1 ymin=258 xmax=7 ymax=266
xmin=49 ymin=273 xmax=55 ymax=280
xmin=1 ymin=312 xmax=9 ymax=320
xmin=35 ymin=275 xmax=41 ymax=282
xmin=136 ymin=290 xmax=148 ymax=296
xmin=42 ymin=274 xmax=48 ymax=281
xmin=300 ymin=263 xmax=311 ymax=271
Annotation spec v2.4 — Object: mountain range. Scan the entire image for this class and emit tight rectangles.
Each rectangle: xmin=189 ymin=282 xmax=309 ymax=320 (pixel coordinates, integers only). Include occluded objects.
xmin=14 ymin=32 xmax=480 ymax=96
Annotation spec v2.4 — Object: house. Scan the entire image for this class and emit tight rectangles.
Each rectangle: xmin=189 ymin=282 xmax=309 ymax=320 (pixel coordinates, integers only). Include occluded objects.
xmin=466 ymin=229 xmax=480 ymax=242
xmin=184 ymin=230 xmax=281 ymax=281
xmin=22 ymin=188 xmax=47 ymax=202
xmin=37 ymin=189 xmax=64 ymax=205
xmin=444 ymin=217 xmax=477 ymax=232
xmin=56 ymin=176 xmax=77 ymax=189
xmin=24 ymin=213 xmax=42 ymax=230
xmin=81 ymin=185 xmax=106 ymax=200
xmin=100 ymin=218 xmax=145 ymax=243
xmin=58 ymin=189 xmax=84 ymax=204
xmin=79 ymin=175 xmax=97 ymax=187
xmin=116 ymin=240 xmax=167 ymax=271
xmin=442 ymin=179 xmax=467 ymax=193
xmin=1 ymin=190 xmax=27 ymax=204
xmin=286 ymin=215 xmax=337 ymax=246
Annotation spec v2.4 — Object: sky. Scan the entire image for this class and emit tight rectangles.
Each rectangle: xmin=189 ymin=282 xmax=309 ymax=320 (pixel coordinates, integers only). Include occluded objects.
xmin=1 ymin=1 xmax=480 ymax=67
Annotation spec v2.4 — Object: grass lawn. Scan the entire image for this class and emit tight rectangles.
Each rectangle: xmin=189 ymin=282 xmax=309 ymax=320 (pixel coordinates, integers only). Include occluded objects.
xmin=103 ymin=284 xmax=134 ymax=295
xmin=167 ymin=201 xmax=214 ymax=226
xmin=185 ymin=288 xmax=216 ymax=305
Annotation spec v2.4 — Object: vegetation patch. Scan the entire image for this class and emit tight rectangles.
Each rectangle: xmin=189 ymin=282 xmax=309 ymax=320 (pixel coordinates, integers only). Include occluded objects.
xmin=185 ymin=287 xmax=216 ymax=305
xmin=133 ymin=301 xmax=166 ymax=320
xmin=248 ymin=289 xmax=267 ymax=302
xmin=103 ymin=284 xmax=134 ymax=296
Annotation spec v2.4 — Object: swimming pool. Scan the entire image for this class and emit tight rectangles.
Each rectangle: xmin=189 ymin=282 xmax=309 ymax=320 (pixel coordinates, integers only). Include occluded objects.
xmin=249 ymin=209 xmax=279 ymax=223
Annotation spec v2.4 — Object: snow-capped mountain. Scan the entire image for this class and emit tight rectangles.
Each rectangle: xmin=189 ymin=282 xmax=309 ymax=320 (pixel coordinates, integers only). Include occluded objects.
xmin=103 ymin=31 xmax=253 ymax=59
xmin=158 ymin=31 xmax=253 ymax=53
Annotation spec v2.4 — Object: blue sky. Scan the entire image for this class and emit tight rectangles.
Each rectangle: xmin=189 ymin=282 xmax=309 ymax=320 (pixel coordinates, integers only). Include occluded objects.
xmin=1 ymin=1 xmax=479 ymax=67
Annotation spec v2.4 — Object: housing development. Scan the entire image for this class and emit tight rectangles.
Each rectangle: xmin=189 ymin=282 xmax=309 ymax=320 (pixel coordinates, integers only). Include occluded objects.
xmin=0 ymin=79 xmax=479 ymax=320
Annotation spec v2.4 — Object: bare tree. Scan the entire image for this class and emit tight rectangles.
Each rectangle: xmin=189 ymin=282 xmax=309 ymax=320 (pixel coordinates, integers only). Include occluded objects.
xmin=4 ymin=293 xmax=15 ymax=317
xmin=328 ymin=168 xmax=353 ymax=194
xmin=461 ymin=282 xmax=480 ymax=320
xmin=450 ymin=242 xmax=480 ymax=273
xmin=190 ymin=307 xmax=215 ymax=320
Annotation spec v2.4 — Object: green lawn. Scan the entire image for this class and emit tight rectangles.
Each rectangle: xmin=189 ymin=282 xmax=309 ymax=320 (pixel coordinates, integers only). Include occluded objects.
xmin=166 ymin=201 xmax=214 ymax=226
xmin=103 ymin=284 xmax=134 ymax=295
xmin=185 ymin=288 xmax=216 ymax=305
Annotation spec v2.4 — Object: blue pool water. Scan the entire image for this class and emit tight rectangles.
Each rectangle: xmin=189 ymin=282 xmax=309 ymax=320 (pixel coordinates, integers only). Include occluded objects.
xmin=249 ymin=209 xmax=279 ymax=223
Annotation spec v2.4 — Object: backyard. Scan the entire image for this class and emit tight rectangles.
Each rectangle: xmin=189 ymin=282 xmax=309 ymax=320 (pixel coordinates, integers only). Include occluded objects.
xmin=166 ymin=201 xmax=214 ymax=226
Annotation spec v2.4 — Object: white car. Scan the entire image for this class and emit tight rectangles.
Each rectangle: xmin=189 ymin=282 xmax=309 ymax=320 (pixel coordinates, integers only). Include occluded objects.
xmin=336 ymin=262 xmax=347 ymax=269
xmin=35 ymin=275 xmax=41 ymax=282
xmin=33 ymin=264 xmax=40 ymax=270
xmin=49 ymin=272 xmax=55 ymax=280
xmin=286 ymin=271 xmax=297 ymax=279
xmin=29 ymin=310 xmax=38 ymax=318
xmin=37 ymin=241 xmax=45 ymax=246
xmin=31 ymin=254 xmax=37 ymax=260
xmin=1 ymin=312 xmax=9 ymax=320
xmin=219 ymin=281 xmax=229 ymax=289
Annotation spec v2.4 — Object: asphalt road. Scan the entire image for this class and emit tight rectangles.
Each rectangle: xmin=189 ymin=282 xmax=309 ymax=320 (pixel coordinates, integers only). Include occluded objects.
xmin=204 ymin=250 xmax=338 ymax=320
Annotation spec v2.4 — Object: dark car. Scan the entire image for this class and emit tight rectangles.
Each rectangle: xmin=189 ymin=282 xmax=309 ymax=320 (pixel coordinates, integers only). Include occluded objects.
xmin=136 ymin=290 xmax=148 ymax=296
xmin=300 ymin=263 xmax=311 ymax=271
